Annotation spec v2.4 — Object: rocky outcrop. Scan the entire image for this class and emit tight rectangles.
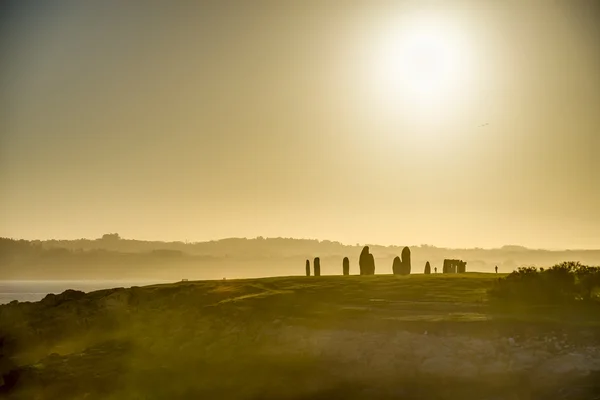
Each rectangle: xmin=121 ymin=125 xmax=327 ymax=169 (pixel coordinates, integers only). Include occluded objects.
xmin=40 ymin=290 xmax=86 ymax=307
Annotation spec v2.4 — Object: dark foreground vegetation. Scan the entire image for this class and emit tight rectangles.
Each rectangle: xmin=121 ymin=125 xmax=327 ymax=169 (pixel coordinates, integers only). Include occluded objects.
xmin=1 ymin=271 xmax=600 ymax=399
xmin=490 ymin=262 xmax=600 ymax=303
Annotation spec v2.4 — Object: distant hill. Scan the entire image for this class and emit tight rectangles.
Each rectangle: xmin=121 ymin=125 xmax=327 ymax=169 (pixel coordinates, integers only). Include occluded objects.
xmin=1 ymin=236 xmax=599 ymax=280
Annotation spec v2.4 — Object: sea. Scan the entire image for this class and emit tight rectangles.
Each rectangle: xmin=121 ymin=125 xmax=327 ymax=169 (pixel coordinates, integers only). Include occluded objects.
xmin=0 ymin=280 xmax=173 ymax=304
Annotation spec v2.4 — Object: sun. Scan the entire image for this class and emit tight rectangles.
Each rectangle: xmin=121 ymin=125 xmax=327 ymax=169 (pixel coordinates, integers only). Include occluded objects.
xmin=368 ymin=12 xmax=472 ymax=111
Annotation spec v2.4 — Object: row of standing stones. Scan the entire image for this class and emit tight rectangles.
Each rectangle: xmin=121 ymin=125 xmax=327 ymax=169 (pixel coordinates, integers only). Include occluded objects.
xmin=305 ymin=246 xmax=467 ymax=277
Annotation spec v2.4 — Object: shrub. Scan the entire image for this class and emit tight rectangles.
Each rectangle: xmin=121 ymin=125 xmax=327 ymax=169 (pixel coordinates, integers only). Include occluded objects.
xmin=574 ymin=263 xmax=600 ymax=301
xmin=489 ymin=262 xmax=600 ymax=304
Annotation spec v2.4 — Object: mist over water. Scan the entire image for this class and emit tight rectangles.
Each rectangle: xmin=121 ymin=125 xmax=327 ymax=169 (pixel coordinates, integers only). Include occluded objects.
xmin=0 ymin=280 xmax=171 ymax=304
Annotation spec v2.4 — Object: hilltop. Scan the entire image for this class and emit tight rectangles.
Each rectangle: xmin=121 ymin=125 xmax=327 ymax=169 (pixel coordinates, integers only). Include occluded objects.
xmin=2 ymin=273 xmax=600 ymax=399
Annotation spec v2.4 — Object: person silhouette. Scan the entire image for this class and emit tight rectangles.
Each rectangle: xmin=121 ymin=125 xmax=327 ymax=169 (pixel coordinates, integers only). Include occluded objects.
xmin=434 ymin=267 xmax=437 ymax=274
xmin=495 ymin=266 xmax=498 ymax=274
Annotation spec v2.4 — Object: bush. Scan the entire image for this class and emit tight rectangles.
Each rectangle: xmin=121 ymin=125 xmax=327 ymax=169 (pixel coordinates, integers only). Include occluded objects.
xmin=489 ymin=262 xmax=600 ymax=303
xmin=574 ymin=264 xmax=600 ymax=301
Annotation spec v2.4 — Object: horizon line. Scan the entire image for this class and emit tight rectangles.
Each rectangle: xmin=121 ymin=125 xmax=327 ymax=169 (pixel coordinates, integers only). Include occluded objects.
xmin=2 ymin=235 xmax=599 ymax=253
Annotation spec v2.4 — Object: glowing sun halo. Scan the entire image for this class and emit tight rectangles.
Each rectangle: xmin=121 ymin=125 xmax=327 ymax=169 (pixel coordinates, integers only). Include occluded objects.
xmin=369 ymin=13 xmax=472 ymax=110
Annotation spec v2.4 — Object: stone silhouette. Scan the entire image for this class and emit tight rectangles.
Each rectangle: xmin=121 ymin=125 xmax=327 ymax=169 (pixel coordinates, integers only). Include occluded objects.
xmin=359 ymin=246 xmax=368 ymax=275
xmin=392 ymin=256 xmax=402 ymax=275
xmin=424 ymin=261 xmax=431 ymax=274
xmin=443 ymin=259 xmax=467 ymax=274
xmin=41 ymin=289 xmax=86 ymax=307
xmin=343 ymin=257 xmax=350 ymax=275
xmin=306 ymin=260 xmax=310 ymax=276
xmin=359 ymin=246 xmax=375 ymax=275
xmin=313 ymin=257 xmax=321 ymax=277
xmin=401 ymin=246 xmax=411 ymax=275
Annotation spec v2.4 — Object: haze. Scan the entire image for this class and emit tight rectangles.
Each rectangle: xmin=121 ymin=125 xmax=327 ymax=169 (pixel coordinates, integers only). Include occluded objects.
xmin=1 ymin=0 xmax=599 ymax=249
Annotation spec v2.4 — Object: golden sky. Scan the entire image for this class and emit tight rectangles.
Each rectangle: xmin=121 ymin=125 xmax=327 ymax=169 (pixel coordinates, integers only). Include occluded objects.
xmin=1 ymin=1 xmax=599 ymax=249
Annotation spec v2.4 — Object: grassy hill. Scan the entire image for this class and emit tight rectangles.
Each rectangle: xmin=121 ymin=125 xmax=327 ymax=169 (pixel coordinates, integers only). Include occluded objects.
xmin=2 ymin=273 xmax=600 ymax=399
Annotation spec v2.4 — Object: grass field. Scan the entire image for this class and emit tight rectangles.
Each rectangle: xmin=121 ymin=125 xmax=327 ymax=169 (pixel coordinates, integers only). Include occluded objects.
xmin=2 ymin=273 xmax=600 ymax=399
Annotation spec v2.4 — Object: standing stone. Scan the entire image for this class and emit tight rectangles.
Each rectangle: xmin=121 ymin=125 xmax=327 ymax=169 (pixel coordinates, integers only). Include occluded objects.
xmin=392 ymin=256 xmax=402 ymax=275
xmin=359 ymin=246 xmax=376 ymax=275
xmin=424 ymin=261 xmax=431 ymax=275
xmin=313 ymin=257 xmax=321 ymax=277
xmin=368 ymin=253 xmax=375 ymax=275
xmin=359 ymin=246 xmax=370 ymax=275
xmin=343 ymin=257 xmax=350 ymax=275
xmin=306 ymin=259 xmax=311 ymax=276
xmin=401 ymin=247 xmax=411 ymax=275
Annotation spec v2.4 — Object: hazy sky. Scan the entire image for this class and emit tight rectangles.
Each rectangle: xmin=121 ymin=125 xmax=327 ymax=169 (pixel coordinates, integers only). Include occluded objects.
xmin=1 ymin=1 xmax=599 ymax=249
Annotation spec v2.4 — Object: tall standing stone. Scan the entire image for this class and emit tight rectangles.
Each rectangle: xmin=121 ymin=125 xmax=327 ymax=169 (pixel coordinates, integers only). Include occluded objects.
xmin=343 ymin=257 xmax=350 ymax=275
xmin=313 ymin=257 xmax=321 ymax=277
xmin=401 ymin=247 xmax=411 ymax=275
xmin=424 ymin=261 xmax=431 ymax=275
xmin=368 ymin=253 xmax=375 ymax=275
xmin=359 ymin=246 xmax=375 ymax=275
xmin=359 ymin=246 xmax=369 ymax=275
xmin=306 ymin=259 xmax=311 ymax=276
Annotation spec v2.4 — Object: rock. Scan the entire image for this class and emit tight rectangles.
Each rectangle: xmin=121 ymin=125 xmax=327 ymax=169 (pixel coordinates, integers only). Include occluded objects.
xmin=313 ymin=257 xmax=321 ymax=276
xmin=401 ymin=247 xmax=411 ymax=275
xmin=392 ymin=256 xmax=401 ymax=275
xmin=359 ymin=246 xmax=375 ymax=275
xmin=424 ymin=261 xmax=431 ymax=274
xmin=41 ymin=289 xmax=86 ymax=307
